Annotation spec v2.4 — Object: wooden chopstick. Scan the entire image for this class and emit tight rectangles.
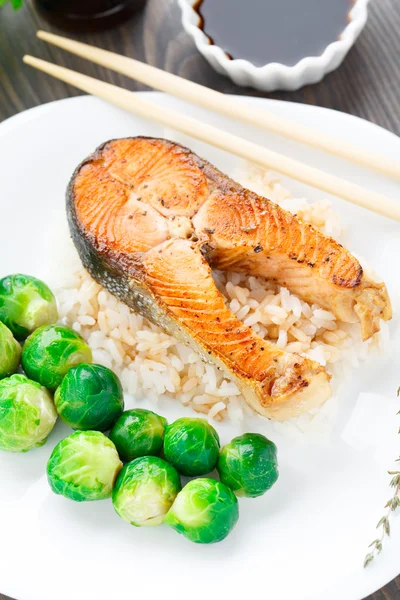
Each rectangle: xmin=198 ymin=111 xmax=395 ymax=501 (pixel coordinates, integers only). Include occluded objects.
xmin=36 ymin=29 xmax=400 ymax=181
xmin=23 ymin=55 xmax=400 ymax=222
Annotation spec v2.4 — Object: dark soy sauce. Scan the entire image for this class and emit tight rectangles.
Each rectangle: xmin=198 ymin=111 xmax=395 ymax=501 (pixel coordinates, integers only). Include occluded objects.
xmin=195 ymin=0 xmax=354 ymax=67
xmin=34 ymin=0 xmax=147 ymax=32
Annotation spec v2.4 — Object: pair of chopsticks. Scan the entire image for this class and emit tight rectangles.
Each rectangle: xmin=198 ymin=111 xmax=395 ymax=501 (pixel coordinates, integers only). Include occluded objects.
xmin=24 ymin=31 xmax=400 ymax=222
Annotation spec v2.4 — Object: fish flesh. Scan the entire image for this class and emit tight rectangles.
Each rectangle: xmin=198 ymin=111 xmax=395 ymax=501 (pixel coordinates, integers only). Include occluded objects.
xmin=67 ymin=137 xmax=391 ymax=420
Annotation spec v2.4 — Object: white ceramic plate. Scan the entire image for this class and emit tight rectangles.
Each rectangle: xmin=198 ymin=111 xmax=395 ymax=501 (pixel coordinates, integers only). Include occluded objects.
xmin=0 ymin=94 xmax=399 ymax=600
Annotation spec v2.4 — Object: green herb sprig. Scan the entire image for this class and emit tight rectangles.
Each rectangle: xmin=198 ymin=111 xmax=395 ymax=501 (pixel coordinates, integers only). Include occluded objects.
xmin=364 ymin=388 xmax=400 ymax=568
xmin=0 ymin=0 xmax=24 ymax=9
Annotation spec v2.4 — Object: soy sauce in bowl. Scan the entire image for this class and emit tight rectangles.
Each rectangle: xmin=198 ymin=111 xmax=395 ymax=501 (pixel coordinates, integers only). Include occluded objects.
xmin=195 ymin=0 xmax=354 ymax=67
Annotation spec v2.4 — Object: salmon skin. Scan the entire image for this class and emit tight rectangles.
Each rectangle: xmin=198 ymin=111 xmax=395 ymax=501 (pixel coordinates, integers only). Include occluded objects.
xmin=67 ymin=137 xmax=391 ymax=420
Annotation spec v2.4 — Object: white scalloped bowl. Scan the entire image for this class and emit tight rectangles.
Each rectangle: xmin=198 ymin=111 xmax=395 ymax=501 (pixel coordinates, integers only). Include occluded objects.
xmin=178 ymin=0 xmax=369 ymax=92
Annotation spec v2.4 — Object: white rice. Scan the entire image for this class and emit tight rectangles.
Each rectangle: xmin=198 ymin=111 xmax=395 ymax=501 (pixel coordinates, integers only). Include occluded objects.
xmin=47 ymin=162 xmax=388 ymax=438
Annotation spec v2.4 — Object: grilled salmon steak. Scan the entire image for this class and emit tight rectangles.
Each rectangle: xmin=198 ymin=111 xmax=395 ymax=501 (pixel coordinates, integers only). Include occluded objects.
xmin=67 ymin=137 xmax=391 ymax=420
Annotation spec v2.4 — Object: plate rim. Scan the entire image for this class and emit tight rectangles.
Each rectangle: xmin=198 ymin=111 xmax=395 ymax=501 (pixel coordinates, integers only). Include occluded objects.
xmin=1 ymin=92 xmax=399 ymax=148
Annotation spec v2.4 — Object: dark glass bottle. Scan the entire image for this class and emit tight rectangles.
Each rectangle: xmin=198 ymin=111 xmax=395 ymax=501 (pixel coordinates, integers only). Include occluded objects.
xmin=34 ymin=0 xmax=147 ymax=33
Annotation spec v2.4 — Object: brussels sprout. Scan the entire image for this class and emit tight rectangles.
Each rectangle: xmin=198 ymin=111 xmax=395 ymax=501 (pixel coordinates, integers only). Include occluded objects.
xmin=54 ymin=363 xmax=124 ymax=431
xmin=47 ymin=430 xmax=122 ymax=502
xmin=109 ymin=409 xmax=167 ymax=462
xmin=0 ymin=274 xmax=58 ymax=340
xmin=112 ymin=456 xmax=181 ymax=527
xmin=163 ymin=417 xmax=220 ymax=476
xmin=0 ymin=322 xmax=21 ymax=379
xmin=217 ymin=433 xmax=278 ymax=498
xmin=165 ymin=478 xmax=239 ymax=544
xmin=0 ymin=374 xmax=57 ymax=452
xmin=21 ymin=324 xmax=92 ymax=391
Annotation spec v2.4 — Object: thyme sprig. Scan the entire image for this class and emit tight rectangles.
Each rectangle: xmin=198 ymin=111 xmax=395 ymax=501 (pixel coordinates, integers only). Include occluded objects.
xmin=364 ymin=388 xmax=400 ymax=568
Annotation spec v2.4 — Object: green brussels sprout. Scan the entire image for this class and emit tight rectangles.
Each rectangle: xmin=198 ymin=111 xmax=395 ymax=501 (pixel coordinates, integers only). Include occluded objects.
xmin=163 ymin=417 xmax=220 ymax=476
xmin=0 ymin=374 xmax=57 ymax=452
xmin=217 ymin=433 xmax=279 ymax=498
xmin=112 ymin=456 xmax=181 ymax=527
xmin=0 ymin=274 xmax=58 ymax=341
xmin=109 ymin=409 xmax=167 ymax=462
xmin=21 ymin=324 xmax=92 ymax=391
xmin=165 ymin=478 xmax=239 ymax=544
xmin=0 ymin=322 xmax=21 ymax=379
xmin=54 ymin=363 xmax=124 ymax=431
xmin=47 ymin=430 xmax=122 ymax=502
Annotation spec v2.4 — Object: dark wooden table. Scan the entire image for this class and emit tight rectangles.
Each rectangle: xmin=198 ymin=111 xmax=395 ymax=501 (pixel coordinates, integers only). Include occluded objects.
xmin=0 ymin=0 xmax=399 ymax=599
